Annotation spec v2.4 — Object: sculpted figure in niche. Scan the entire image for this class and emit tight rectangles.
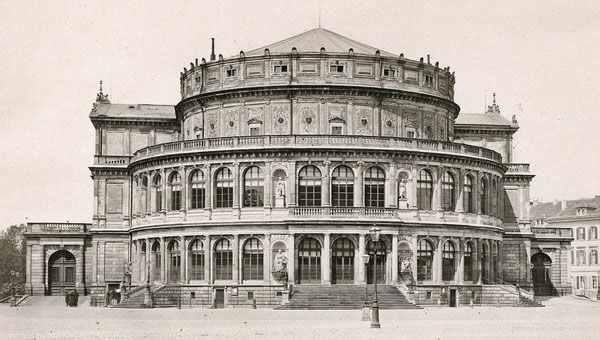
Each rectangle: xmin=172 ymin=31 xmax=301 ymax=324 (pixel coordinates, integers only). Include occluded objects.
xmin=399 ymin=179 xmax=407 ymax=200
xmin=275 ymin=177 xmax=286 ymax=207
xmin=273 ymin=249 xmax=288 ymax=273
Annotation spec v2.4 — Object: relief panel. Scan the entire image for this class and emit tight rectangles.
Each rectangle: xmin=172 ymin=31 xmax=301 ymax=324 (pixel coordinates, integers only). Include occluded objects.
xmin=205 ymin=109 xmax=220 ymax=138
xmin=299 ymin=106 xmax=319 ymax=134
xmin=355 ymin=106 xmax=373 ymax=135
xmin=381 ymin=109 xmax=397 ymax=137
xmin=223 ymin=107 xmax=240 ymax=137
xmin=272 ymin=105 xmax=290 ymax=135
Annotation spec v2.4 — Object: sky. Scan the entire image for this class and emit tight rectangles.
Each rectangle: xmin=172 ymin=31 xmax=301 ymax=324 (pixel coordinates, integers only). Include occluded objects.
xmin=0 ymin=0 xmax=599 ymax=229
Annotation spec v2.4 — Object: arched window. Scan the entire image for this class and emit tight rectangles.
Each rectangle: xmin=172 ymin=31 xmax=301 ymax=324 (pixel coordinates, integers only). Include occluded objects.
xmin=417 ymin=170 xmax=433 ymax=210
xmin=591 ymin=226 xmax=598 ymax=240
xmin=168 ymin=240 xmax=181 ymax=283
xmin=189 ymin=239 xmax=204 ymax=281
xmin=591 ymin=249 xmax=598 ymax=265
xmin=214 ymin=239 xmax=233 ymax=280
xmin=170 ymin=172 xmax=182 ymax=211
xmin=153 ymin=175 xmax=162 ymax=212
xmin=365 ymin=167 xmax=385 ymax=208
xmin=139 ymin=242 xmax=147 ymax=282
xmin=417 ymin=239 xmax=433 ymax=281
xmin=141 ymin=176 xmax=148 ymax=214
xmin=491 ymin=178 xmax=498 ymax=215
xmin=151 ymin=241 xmax=161 ymax=282
xmin=243 ymin=166 xmax=264 ymax=207
xmin=577 ymin=227 xmax=586 ymax=240
xmin=331 ymin=166 xmax=354 ymax=207
xmin=464 ymin=242 xmax=474 ymax=282
xmin=464 ymin=175 xmax=474 ymax=213
xmin=332 ymin=238 xmax=355 ymax=284
xmin=442 ymin=241 xmax=456 ymax=281
xmin=298 ymin=165 xmax=322 ymax=207
xmin=441 ymin=172 xmax=456 ymax=212
xmin=298 ymin=237 xmax=321 ymax=284
xmin=190 ymin=170 xmax=205 ymax=209
xmin=242 ymin=238 xmax=264 ymax=280
xmin=215 ymin=168 xmax=233 ymax=208
xmin=480 ymin=178 xmax=488 ymax=215
xmin=366 ymin=240 xmax=386 ymax=284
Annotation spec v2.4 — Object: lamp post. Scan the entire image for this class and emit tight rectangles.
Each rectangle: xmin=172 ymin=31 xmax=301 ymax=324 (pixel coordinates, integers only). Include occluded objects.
xmin=369 ymin=226 xmax=381 ymax=329
xmin=9 ymin=271 xmax=18 ymax=307
xmin=361 ymin=254 xmax=371 ymax=321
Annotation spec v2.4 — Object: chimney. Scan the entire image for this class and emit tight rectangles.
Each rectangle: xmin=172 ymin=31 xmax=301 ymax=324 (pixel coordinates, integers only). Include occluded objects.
xmin=210 ymin=38 xmax=216 ymax=61
xmin=561 ymin=200 xmax=567 ymax=211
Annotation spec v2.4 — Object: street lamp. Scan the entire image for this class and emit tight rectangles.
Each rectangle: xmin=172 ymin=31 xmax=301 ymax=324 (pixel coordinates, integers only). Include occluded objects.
xmin=9 ymin=271 xmax=19 ymax=307
xmin=369 ymin=226 xmax=381 ymax=329
xmin=361 ymin=254 xmax=371 ymax=321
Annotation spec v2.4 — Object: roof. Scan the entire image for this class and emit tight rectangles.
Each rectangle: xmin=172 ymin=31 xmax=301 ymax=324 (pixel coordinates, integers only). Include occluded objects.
xmin=531 ymin=196 xmax=600 ymax=220
xmin=90 ymin=102 xmax=176 ymax=120
xmin=244 ymin=27 xmax=396 ymax=57
xmin=454 ymin=113 xmax=515 ymax=127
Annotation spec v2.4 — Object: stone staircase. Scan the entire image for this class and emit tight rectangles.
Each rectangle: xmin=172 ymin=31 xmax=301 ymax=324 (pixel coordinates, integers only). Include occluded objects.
xmin=114 ymin=285 xmax=166 ymax=309
xmin=276 ymin=285 xmax=420 ymax=310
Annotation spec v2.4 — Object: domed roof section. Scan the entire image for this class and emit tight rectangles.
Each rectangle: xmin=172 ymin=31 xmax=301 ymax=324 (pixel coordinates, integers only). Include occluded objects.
xmin=244 ymin=27 xmax=396 ymax=57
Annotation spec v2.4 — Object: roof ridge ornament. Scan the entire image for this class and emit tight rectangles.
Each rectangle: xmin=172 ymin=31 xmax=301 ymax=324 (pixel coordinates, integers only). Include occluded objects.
xmin=96 ymin=80 xmax=110 ymax=103
xmin=486 ymin=92 xmax=500 ymax=115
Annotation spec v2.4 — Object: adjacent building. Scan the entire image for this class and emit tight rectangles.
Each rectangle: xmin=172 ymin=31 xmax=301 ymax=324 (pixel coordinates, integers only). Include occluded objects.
xmin=24 ymin=27 xmax=570 ymax=307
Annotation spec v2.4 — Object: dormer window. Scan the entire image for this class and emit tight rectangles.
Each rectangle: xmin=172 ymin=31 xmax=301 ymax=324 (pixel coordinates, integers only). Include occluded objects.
xmin=329 ymin=65 xmax=344 ymax=73
xmin=274 ymin=65 xmax=288 ymax=73
xmin=226 ymin=68 xmax=237 ymax=77
xmin=577 ymin=207 xmax=588 ymax=216
xmin=383 ymin=68 xmax=395 ymax=77
xmin=425 ymin=75 xmax=434 ymax=85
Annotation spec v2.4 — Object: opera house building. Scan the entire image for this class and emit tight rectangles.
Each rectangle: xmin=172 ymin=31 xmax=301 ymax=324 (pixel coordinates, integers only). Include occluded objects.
xmin=24 ymin=28 xmax=572 ymax=308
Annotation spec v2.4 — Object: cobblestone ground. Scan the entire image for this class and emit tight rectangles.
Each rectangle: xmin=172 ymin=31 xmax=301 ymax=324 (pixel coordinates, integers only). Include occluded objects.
xmin=0 ymin=296 xmax=598 ymax=340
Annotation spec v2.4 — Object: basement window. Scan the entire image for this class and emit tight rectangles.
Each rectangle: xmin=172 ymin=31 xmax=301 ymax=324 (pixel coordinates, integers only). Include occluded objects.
xmin=247 ymin=291 xmax=254 ymax=300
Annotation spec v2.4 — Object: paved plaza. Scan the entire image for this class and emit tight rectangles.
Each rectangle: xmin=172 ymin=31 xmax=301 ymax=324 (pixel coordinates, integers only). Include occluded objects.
xmin=0 ymin=296 xmax=598 ymax=340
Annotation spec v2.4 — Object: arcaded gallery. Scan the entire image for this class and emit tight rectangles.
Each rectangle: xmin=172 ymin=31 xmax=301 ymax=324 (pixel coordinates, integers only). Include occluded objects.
xmin=24 ymin=28 xmax=572 ymax=308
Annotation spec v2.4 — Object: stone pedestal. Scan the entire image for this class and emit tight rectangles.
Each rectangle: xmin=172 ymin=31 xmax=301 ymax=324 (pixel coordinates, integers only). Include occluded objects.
xmin=275 ymin=196 xmax=285 ymax=208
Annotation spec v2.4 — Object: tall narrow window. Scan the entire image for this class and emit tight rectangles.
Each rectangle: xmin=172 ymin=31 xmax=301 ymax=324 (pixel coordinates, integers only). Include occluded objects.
xmin=152 ymin=241 xmax=161 ymax=282
xmin=215 ymin=168 xmax=233 ymax=208
xmin=417 ymin=240 xmax=433 ymax=281
xmin=364 ymin=166 xmax=385 ymax=208
xmin=577 ymin=227 xmax=585 ymax=240
xmin=441 ymin=172 xmax=456 ymax=212
xmin=298 ymin=165 xmax=322 ymax=207
xmin=243 ymin=166 xmax=264 ymax=207
xmin=190 ymin=170 xmax=205 ymax=209
xmin=153 ymin=175 xmax=162 ymax=213
xmin=170 ymin=172 xmax=182 ymax=211
xmin=480 ymin=178 xmax=488 ymax=215
xmin=189 ymin=239 xmax=205 ymax=281
xmin=491 ymin=178 xmax=498 ymax=215
xmin=168 ymin=240 xmax=181 ymax=283
xmin=141 ymin=176 xmax=148 ymax=214
xmin=481 ymin=243 xmax=489 ymax=282
xmin=442 ymin=241 xmax=456 ymax=281
xmin=591 ymin=249 xmax=598 ymax=265
xmin=417 ymin=170 xmax=433 ymax=210
xmin=464 ymin=242 xmax=474 ymax=282
xmin=242 ymin=238 xmax=264 ymax=280
xmin=591 ymin=226 xmax=598 ymax=240
xmin=214 ymin=239 xmax=233 ymax=280
xmin=464 ymin=175 xmax=474 ymax=213
xmin=331 ymin=166 xmax=354 ymax=207
xmin=139 ymin=242 xmax=147 ymax=282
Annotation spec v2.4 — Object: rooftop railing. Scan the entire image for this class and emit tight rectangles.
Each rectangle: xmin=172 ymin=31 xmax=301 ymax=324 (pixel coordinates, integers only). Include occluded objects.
xmin=531 ymin=227 xmax=572 ymax=239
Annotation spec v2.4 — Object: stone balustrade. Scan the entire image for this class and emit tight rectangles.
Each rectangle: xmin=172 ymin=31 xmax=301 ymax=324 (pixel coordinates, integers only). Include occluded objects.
xmin=531 ymin=227 xmax=573 ymax=239
xmin=93 ymin=155 xmax=131 ymax=166
xmin=505 ymin=163 xmax=530 ymax=173
xmin=131 ymin=135 xmax=503 ymax=164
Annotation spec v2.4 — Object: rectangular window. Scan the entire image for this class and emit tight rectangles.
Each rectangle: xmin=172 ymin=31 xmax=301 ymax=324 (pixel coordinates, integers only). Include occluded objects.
xmin=426 ymin=291 xmax=432 ymax=300
xmin=407 ymin=130 xmax=416 ymax=138
xmin=274 ymin=65 xmax=288 ymax=73
xmin=190 ymin=252 xmax=205 ymax=280
xmin=216 ymin=187 xmax=233 ymax=208
xmin=331 ymin=126 xmax=343 ymax=135
xmin=425 ymin=75 xmax=434 ymax=85
xmin=329 ymin=65 xmax=344 ymax=73
xmin=250 ymin=127 xmax=260 ymax=136
xmin=226 ymin=69 xmax=237 ymax=77
xmin=191 ymin=187 xmax=205 ymax=209
xmin=383 ymin=68 xmax=395 ymax=77
xmin=247 ymin=291 xmax=254 ymax=300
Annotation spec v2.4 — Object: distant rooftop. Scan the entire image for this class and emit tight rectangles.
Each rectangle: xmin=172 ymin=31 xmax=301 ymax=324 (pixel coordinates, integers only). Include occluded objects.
xmin=455 ymin=93 xmax=518 ymax=129
xmin=90 ymin=102 xmax=175 ymax=120
xmin=244 ymin=27 xmax=396 ymax=57
xmin=531 ymin=196 xmax=600 ymax=220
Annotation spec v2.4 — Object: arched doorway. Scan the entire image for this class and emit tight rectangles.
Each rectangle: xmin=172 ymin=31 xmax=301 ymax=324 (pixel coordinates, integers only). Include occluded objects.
xmin=48 ymin=250 xmax=75 ymax=295
xmin=331 ymin=238 xmax=354 ymax=284
xmin=531 ymin=252 xmax=555 ymax=295
xmin=298 ymin=237 xmax=321 ymax=284
xmin=366 ymin=240 xmax=386 ymax=284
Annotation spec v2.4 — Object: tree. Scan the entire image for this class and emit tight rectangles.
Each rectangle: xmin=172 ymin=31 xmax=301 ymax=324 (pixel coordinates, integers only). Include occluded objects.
xmin=0 ymin=224 xmax=26 ymax=297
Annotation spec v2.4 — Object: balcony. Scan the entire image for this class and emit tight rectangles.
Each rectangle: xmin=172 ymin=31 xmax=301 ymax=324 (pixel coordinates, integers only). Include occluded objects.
xmin=531 ymin=227 xmax=573 ymax=239
xmin=131 ymin=135 xmax=503 ymax=164
xmin=93 ymin=155 xmax=131 ymax=167
xmin=505 ymin=163 xmax=530 ymax=173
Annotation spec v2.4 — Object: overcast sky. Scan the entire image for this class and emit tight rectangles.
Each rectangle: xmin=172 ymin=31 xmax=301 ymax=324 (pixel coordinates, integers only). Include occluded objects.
xmin=0 ymin=0 xmax=599 ymax=229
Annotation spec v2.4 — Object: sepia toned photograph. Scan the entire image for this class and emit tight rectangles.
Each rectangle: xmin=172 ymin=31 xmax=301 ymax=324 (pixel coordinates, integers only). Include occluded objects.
xmin=0 ymin=1 xmax=599 ymax=339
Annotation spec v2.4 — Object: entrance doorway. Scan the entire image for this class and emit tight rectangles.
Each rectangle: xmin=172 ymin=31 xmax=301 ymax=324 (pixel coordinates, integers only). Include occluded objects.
xmin=332 ymin=238 xmax=354 ymax=284
xmin=531 ymin=252 xmax=555 ymax=295
xmin=48 ymin=250 xmax=76 ymax=295
xmin=298 ymin=238 xmax=321 ymax=284
xmin=449 ymin=288 xmax=457 ymax=307
xmin=215 ymin=289 xmax=225 ymax=308
xmin=366 ymin=240 xmax=386 ymax=284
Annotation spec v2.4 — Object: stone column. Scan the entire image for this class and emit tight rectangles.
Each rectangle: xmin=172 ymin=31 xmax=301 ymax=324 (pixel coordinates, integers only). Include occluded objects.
xmin=322 ymin=161 xmax=331 ymax=207
xmin=76 ymin=245 xmax=84 ymax=291
xmin=204 ymin=165 xmax=212 ymax=219
xmin=204 ymin=235 xmax=211 ymax=283
xmin=287 ymin=234 xmax=295 ymax=284
xmin=233 ymin=235 xmax=239 ymax=283
xmin=458 ymin=238 xmax=465 ymax=284
xmin=358 ymin=234 xmax=366 ymax=284
xmin=411 ymin=237 xmax=418 ymax=283
xmin=498 ymin=241 xmax=504 ymax=282
xmin=435 ymin=237 xmax=443 ymax=283
xmin=287 ymin=161 xmax=297 ymax=207
xmin=410 ymin=167 xmax=418 ymax=209
xmin=476 ymin=239 xmax=482 ymax=284
xmin=161 ymin=169 xmax=167 ymax=213
xmin=145 ymin=239 xmax=150 ymax=284
xmin=264 ymin=162 xmax=272 ymax=209
xmin=233 ymin=162 xmax=241 ymax=218
xmin=389 ymin=163 xmax=397 ymax=208
xmin=322 ymin=233 xmax=331 ymax=285
xmin=181 ymin=167 xmax=188 ymax=220
xmin=456 ymin=169 xmax=465 ymax=212
xmin=355 ymin=161 xmax=364 ymax=207
xmin=391 ymin=234 xmax=399 ymax=284
xmin=433 ymin=168 xmax=442 ymax=211
xmin=180 ymin=236 xmax=186 ymax=283
xmin=160 ymin=237 xmax=166 ymax=283
xmin=264 ymin=234 xmax=271 ymax=283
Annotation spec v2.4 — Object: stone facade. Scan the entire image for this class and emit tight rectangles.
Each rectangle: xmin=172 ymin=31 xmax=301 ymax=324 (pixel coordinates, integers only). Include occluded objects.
xmin=24 ymin=27 xmax=546 ymax=307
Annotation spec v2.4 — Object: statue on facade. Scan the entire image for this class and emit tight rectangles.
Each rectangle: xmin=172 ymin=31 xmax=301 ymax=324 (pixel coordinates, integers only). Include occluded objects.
xmin=123 ymin=260 xmax=132 ymax=290
xmin=272 ymin=249 xmax=289 ymax=283
xmin=275 ymin=177 xmax=286 ymax=207
xmin=399 ymin=178 xmax=407 ymax=200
